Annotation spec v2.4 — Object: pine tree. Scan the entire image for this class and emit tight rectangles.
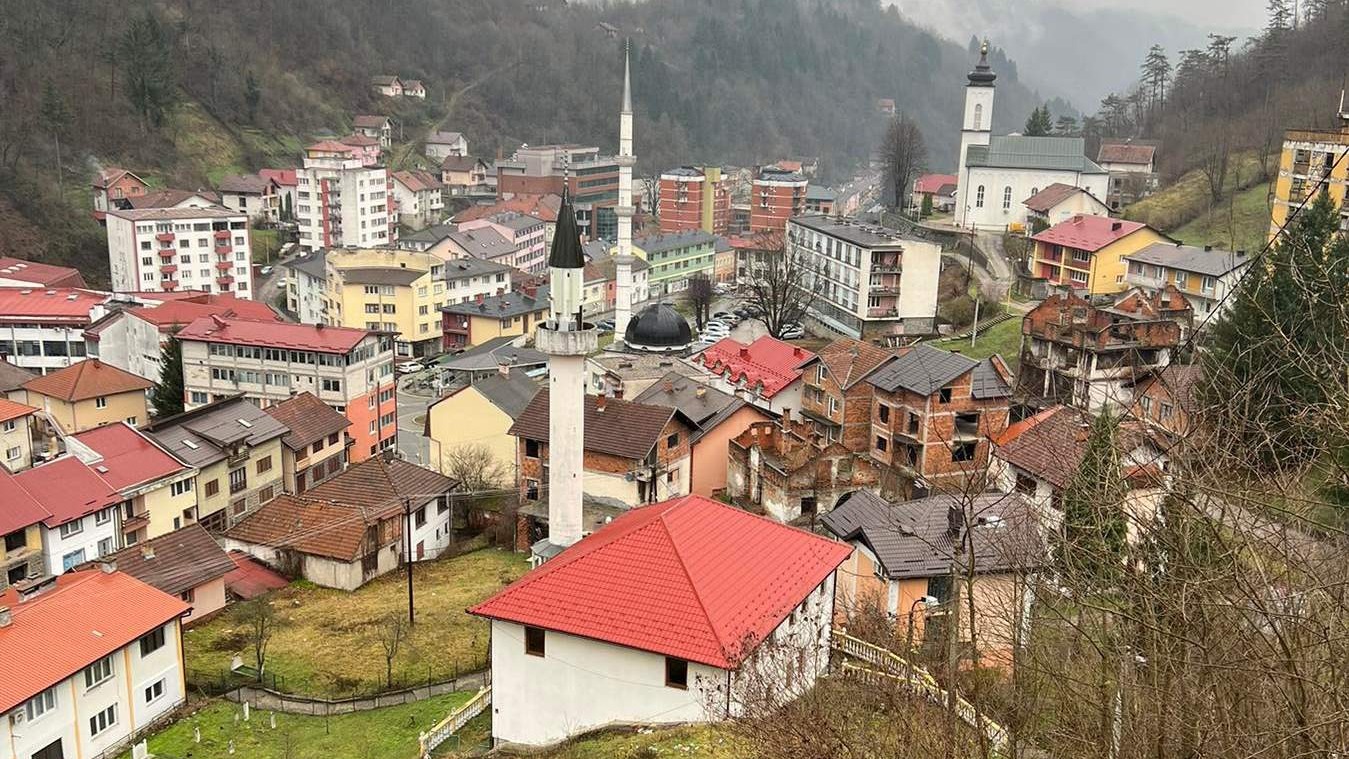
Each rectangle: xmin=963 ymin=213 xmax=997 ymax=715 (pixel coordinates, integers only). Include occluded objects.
xmin=244 ymin=72 xmax=262 ymax=124
xmin=1024 ymin=105 xmax=1052 ymax=136
xmin=1056 ymin=410 xmax=1129 ymax=589
xmin=151 ymin=334 xmax=185 ymax=419
xmin=38 ymin=79 xmax=71 ymax=197
xmin=119 ymin=11 xmax=177 ymax=130
xmin=920 ymin=192 xmax=933 ymax=219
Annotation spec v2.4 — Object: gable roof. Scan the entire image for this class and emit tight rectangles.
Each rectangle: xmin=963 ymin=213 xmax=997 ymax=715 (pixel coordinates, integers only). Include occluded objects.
xmin=125 ymin=188 xmax=222 ymax=209
xmin=304 ymin=456 xmax=454 ymax=511
xmin=821 ymin=490 xmax=1042 ymax=580
xmin=1124 ymin=242 xmax=1252 ymax=277
xmin=217 ymin=173 xmax=275 ymax=194
xmin=262 ymin=392 xmax=352 ymax=450
xmin=93 ymin=167 xmax=148 ymax=190
xmin=866 ymin=343 xmax=976 ymax=396
xmin=966 ymin=136 xmax=1106 ymax=174
xmin=804 ymin=338 xmax=894 ymax=390
xmin=470 ymin=495 xmax=852 ymax=668
xmin=123 ymin=294 xmax=281 ymax=331
xmin=440 ymin=155 xmax=486 ymax=173
xmin=145 ymin=396 xmax=289 ymax=468
xmin=452 ymin=194 xmax=561 ymax=224
xmin=224 ymin=495 xmax=387 ymax=561
xmin=991 ymin=406 xmax=1096 ymax=489
xmin=353 ymin=115 xmax=390 ymax=129
xmin=71 ymin=423 xmax=188 ymax=491
xmin=176 ymin=316 xmax=374 ymax=354
xmin=509 ymin=391 xmax=684 ymax=461
xmin=24 ymin=359 xmax=152 ymax=402
xmin=426 ymin=130 xmax=465 ymax=145
xmin=1098 ymin=142 xmax=1156 ymax=166
xmin=11 ymin=457 xmax=122 ymax=527
xmin=223 ymin=551 xmax=290 ymax=599
xmin=0 ymin=569 xmax=189 ymax=714
xmin=0 ymin=397 xmax=36 ymax=423
xmin=694 ymin=335 xmax=814 ymax=399
xmin=1031 ymin=215 xmax=1151 ymax=253
xmin=0 ymin=358 xmax=35 ymax=393
xmin=471 ymin=370 xmax=541 ymax=419
xmin=1023 ymin=183 xmax=1102 ymax=213
xmin=633 ymin=373 xmax=752 ymax=441
xmin=0 ymin=468 xmax=52 ymax=535
xmin=438 ymin=335 xmax=547 ymax=373
xmin=444 ymin=227 xmax=519 ymax=261
xmin=441 ymin=288 xmax=548 ymax=319
xmin=391 ymin=170 xmax=443 ymax=193
xmin=100 ymin=524 xmax=235 ymax=596
xmin=257 ymin=168 xmax=298 ymax=187
xmin=0 ymin=257 xmax=86 ymax=288
xmin=913 ymin=173 xmax=958 ymax=195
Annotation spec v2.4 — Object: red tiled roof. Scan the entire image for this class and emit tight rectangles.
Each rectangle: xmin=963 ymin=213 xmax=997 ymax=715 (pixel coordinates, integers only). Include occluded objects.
xmin=0 ymin=397 xmax=36 ymax=423
xmin=24 ymin=359 xmax=152 ymax=402
xmin=125 ymin=188 xmax=221 ymax=209
xmin=92 ymin=168 xmax=147 ymax=190
xmin=0 ymin=569 xmax=189 ymax=713
xmin=453 ymin=194 xmax=561 ymax=224
xmin=0 ymin=468 xmax=50 ymax=535
xmin=176 ymin=316 xmax=374 ymax=354
xmin=1098 ymin=143 xmax=1156 ymax=165
xmin=913 ymin=173 xmax=958 ymax=195
xmin=263 ymin=391 xmax=352 ymax=450
xmin=127 ymin=294 xmax=280 ymax=331
xmin=224 ymin=495 xmax=386 ymax=561
xmin=1023 ymin=183 xmax=1090 ymax=213
xmin=0 ymin=258 xmax=87 ymax=288
xmin=306 ymin=140 xmax=356 ymax=154
xmin=101 ymin=524 xmax=236 ymax=597
xmin=11 ymin=457 xmax=123 ymax=527
xmin=470 ymin=495 xmax=852 ymax=668
xmin=1031 ymin=215 xmax=1149 ymax=253
xmin=392 ymin=170 xmax=443 ymax=193
xmin=352 ymin=115 xmax=389 ymax=129
xmin=224 ymin=551 xmax=290 ymax=599
xmin=304 ymin=456 xmax=452 ymax=511
xmin=807 ymin=338 xmax=894 ymax=390
xmin=695 ymin=335 xmax=814 ymax=399
xmin=0 ymin=287 xmax=105 ymax=322
xmin=258 ymin=168 xmax=298 ymax=187
xmin=72 ymin=423 xmax=187 ymax=491
xmin=341 ymin=133 xmax=380 ymax=148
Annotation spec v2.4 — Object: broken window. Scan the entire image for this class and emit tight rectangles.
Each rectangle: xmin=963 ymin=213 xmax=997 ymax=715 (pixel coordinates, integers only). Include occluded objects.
xmin=952 ymin=441 xmax=977 ymax=462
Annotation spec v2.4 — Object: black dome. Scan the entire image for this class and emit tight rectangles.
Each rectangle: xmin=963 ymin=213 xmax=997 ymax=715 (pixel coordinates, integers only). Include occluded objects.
xmin=624 ymin=303 xmax=692 ymax=351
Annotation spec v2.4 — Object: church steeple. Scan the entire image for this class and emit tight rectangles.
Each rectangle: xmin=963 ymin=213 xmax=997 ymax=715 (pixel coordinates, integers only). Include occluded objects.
xmin=967 ymin=39 xmax=997 ymax=87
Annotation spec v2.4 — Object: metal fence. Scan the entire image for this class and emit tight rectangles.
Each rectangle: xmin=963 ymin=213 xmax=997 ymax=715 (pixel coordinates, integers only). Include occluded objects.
xmin=419 ymin=685 xmax=492 ymax=757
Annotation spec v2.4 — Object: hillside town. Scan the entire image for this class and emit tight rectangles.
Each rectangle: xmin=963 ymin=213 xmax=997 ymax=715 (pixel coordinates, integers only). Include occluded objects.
xmin=2 ymin=5 xmax=1349 ymax=758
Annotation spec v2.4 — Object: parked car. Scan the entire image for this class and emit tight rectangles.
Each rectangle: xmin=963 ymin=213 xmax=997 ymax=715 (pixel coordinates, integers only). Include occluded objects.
xmin=713 ymin=283 xmax=732 ymax=295
xmin=396 ymin=360 xmax=425 ymax=375
xmin=260 ymin=265 xmax=274 ymax=276
xmin=701 ymin=324 xmax=731 ymax=340
xmin=711 ymin=311 xmax=735 ymax=321
xmin=596 ymin=319 xmax=616 ymax=333
xmin=733 ymin=307 xmax=752 ymax=319
xmin=777 ymin=323 xmax=806 ymax=340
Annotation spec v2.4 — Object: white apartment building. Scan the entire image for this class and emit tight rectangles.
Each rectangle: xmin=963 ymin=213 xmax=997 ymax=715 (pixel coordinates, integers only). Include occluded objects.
xmin=0 ymin=288 xmax=104 ymax=375
xmin=175 ymin=316 xmax=398 ymax=460
xmin=390 ymin=170 xmax=445 ymax=230
xmin=105 ymin=207 xmax=254 ymax=299
xmin=0 ymin=567 xmax=188 ymax=759
xmin=440 ymin=257 xmax=513 ymax=306
xmin=785 ymin=216 xmax=941 ymax=342
xmin=296 ymin=141 xmax=397 ymax=251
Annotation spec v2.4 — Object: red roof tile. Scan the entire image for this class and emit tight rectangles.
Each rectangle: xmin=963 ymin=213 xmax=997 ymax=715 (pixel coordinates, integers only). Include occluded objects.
xmin=913 ymin=173 xmax=958 ymax=194
xmin=695 ymin=335 xmax=814 ymax=399
xmin=0 ymin=397 xmax=36 ymax=423
xmin=0 ymin=258 xmax=87 ymax=288
xmin=1031 ymin=215 xmax=1149 ymax=253
xmin=263 ymin=391 xmax=352 ymax=450
xmin=24 ymin=359 xmax=152 ymax=402
xmin=1098 ymin=143 xmax=1156 ymax=165
xmin=176 ymin=316 xmax=375 ymax=354
xmin=12 ymin=457 xmax=122 ymax=527
xmin=807 ymin=338 xmax=894 ymax=390
xmin=224 ymin=551 xmax=290 ymax=599
xmin=127 ymin=294 xmax=280 ymax=331
xmin=1023 ymin=183 xmax=1093 ymax=213
xmin=258 ymin=168 xmax=297 ymax=187
xmin=306 ymin=140 xmax=356 ymax=154
xmin=72 ymin=423 xmax=187 ymax=491
xmin=0 ymin=469 xmax=51 ymax=535
xmin=224 ymin=495 xmax=386 ymax=561
xmin=453 ymin=195 xmax=561 ymax=224
xmin=0 ymin=569 xmax=189 ymax=713
xmin=0 ymin=287 xmax=105 ymax=323
xmin=470 ymin=495 xmax=851 ymax=668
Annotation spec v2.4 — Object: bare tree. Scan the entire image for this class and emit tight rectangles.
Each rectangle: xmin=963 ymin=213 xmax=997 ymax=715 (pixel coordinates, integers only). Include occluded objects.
xmin=442 ymin=443 xmax=509 ymax=492
xmin=639 ymin=173 xmax=660 ymax=224
xmin=377 ymin=613 xmax=407 ymax=688
xmin=238 ymin=599 xmax=279 ymax=680
xmin=880 ymin=114 xmax=927 ymax=211
xmin=742 ymin=239 xmax=816 ymax=339
xmin=684 ymin=273 xmax=714 ymax=330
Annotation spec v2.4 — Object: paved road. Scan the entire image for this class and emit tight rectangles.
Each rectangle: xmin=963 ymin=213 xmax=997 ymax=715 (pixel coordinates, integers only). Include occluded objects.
xmin=396 ymin=373 xmax=435 ymax=467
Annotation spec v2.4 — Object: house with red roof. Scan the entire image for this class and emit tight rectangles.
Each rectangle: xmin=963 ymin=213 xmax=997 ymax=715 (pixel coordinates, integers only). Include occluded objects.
xmin=91 ymin=166 xmax=150 ymax=219
xmin=0 ymin=566 xmax=189 ymax=759
xmin=70 ymin=423 xmax=198 ymax=545
xmin=1028 ymin=214 xmax=1171 ymax=295
xmin=9 ymin=457 xmax=123 ymax=575
xmin=0 ymin=465 xmax=47 ymax=589
xmin=0 ymin=257 xmax=86 ymax=289
xmin=469 ymin=494 xmax=851 ymax=748
xmin=84 ymin=293 xmax=282 ymax=385
xmin=0 ymin=397 xmax=39 ymax=473
xmin=258 ymin=168 xmax=298 ymax=216
xmin=390 ymin=170 xmax=445 ymax=230
xmin=23 ymin=359 xmax=153 ymax=434
xmin=692 ymin=335 xmax=814 ymax=415
xmin=176 ymin=316 xmax=398 ymax=461
xmin=911 ymin=173 xmax=958 ymax=212
xmin=1022 ymin=183 xmax=1109 ymax=229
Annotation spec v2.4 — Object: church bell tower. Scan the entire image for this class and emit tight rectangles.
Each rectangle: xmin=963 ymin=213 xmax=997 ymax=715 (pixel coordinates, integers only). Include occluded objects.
xmin=954 ymin=39 xmax=996 ymax=229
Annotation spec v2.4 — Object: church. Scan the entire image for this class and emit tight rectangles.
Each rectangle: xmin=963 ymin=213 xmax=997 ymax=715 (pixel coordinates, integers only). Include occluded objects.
xmin=953 ymin=41 xmax=1109 ymax=231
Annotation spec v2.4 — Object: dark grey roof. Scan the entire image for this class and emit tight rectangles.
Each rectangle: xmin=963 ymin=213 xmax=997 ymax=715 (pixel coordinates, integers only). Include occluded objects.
xmin=518 ymin=493 xmax=631 ymax=536
xmin=488 ymin=212 xmax=545 ymax=231
xmin=789 ymin=215 xmax=907 ymax=249
xmin=146 ymin=396 xmax=289 ymax=468
xmin=339 ymin=267 xmax=424 ymax=287
xmin=549 ymin=192 xmax=586 ymax=268
xmin=821 ymin=491 xmax=1042 ymax=580
xmin=0 ymin=359 xmax=35 ymax=393
xmin=633 ymin=372 xmax=747 ymax=439
xmin=473 ymin=369 xmax=541 ymax=419
xmin=445 ymin=228 xmax=519 ymax=261
xmin=970 ymin=358 xmax=1013 ymax=400
xmin=441 ymin=287 xmax=549 ymax=319
xmin=440 ymin=256 xmax=512 ymax=282
xmin=1124 ymin=243 xmax=1252 ymax=278
xmin=965 ymin=136 xmax=1106 ymax=174
xmin=806 ymin=186 xmax=837 ymax=201
xmin=866 ymin=343 xmax=977 ymax=395
xmin=661 ymin=166 xmax=706 ymax=178
xmin=967 ymin=44 xmax=997 ymax=86
xmin=624 ymin=303 xmax=692 ymax=349
xmin=401 ymin=224 xmax=456 ymax=245
xmin=634 ymin=230 xmax=717 ymax=256
xmin=283 ymin=251 xmax=328 ymax=280
xmin=439 ymin=335 xmax=548 ymax=373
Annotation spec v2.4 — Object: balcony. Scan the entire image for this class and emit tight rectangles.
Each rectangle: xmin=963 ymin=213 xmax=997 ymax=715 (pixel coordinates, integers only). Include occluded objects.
xmin=868 ymin=284 xmax=902 ymax=296
xmin=162 ymin=279 xmax=179 ymax=290
xmin=867 ymin=307 xmax=899 ymax=319
xmin=159 ymin=264 xmax=178 ymax=274
xmin=214 ymin=229 xmax=231 ymax=240
xmin=871 ymin=264 xmax=902 ymax=274
xmin=216 ymin=275 xmax=235 ymax=286
xmin=157 ymin=247 xmax=175 ymax=258
xmin=121 ymin=513 xmax=149 ymax=534
xmin=155 ymin=232 xmax=174 ymax=242
xmin=215 ymin=242 xmax=233 ymax=254
xmin=216 ymin=260 xmax=234 ymax=271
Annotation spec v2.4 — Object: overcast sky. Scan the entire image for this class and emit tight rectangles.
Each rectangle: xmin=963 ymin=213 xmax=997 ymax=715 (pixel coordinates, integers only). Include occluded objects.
xmin=1067 ymin=0 xmax=1265 ymax=29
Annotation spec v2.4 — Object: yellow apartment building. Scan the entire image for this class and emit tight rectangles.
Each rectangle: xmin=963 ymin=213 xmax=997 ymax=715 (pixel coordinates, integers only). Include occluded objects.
xmin=1270 ymin=120 xmax=1349 ymax=239
xmin=1028 ymin=214 xmax=1171 ymax=295
xmin=320 ymin=248 xmax=445 ymax=357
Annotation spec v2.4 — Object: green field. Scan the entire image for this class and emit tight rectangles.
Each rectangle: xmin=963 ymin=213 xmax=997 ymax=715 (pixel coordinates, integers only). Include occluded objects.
xmin=494 ymin=725 xmax=748 ymax=759
xmin=1124 ymin=152 xmax=1270 ymax=233
xmin=1172 ymin=181 xmax=1273 ymax=255
xmin=121 ymin=694 xmax=471 ymax=759
xmin=933 ymin=316 xmax=1023 ymax=371
xmin=184 ymin=549 xmax=528 ymax=696
xmin=251 ymin=228 xmax=281 ymax=264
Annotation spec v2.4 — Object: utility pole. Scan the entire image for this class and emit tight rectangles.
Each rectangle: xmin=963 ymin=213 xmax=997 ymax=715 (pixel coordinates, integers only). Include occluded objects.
xmin=403 ymin=496 xmax=415 ymax=625
xmin=970 ymin=296 xmax=981 ymax=348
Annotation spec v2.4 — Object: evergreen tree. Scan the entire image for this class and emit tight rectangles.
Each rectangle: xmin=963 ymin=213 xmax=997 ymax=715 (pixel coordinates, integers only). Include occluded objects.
xmin=1200 ymin=188 xmax=1347 ymax=470
xmin=119 ymin=11 xmax=177 ymax=130
xmin=151 ymin=334 xmax=185 ymax=418
xmin=920 ymin=192 xmax=933 ymax=219
xmin=38 ymin=79 xmax=71 ymax=197
xmin=1024 ymin=105 xmax=1052 ymax=136
xmin=1056 ymin=409 xmax=1129 ymax=589
xmin=244 ymin=71 xmax=262 ymax=124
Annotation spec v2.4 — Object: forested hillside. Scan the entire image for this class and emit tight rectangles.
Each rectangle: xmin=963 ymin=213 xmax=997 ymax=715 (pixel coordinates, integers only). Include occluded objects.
xmin=0 ymin=0 xmax=1047 ymax=281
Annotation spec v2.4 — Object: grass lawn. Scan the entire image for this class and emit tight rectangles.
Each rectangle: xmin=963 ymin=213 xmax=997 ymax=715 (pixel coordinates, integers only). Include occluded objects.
xmin=121 ymin=694 xmax=472 ymax=759
xmin=1173 ymin=181 xmax=1272 ymax=255
xmin=1124 ymin=152 xmax=1269 ymax=232
xmin=184 ymin=549 xmax=529 ymax=696
xmin=490 ymin=724 xmax=748 ymax=759
xmin=933 ymin=315 xmax=1022 ymax=370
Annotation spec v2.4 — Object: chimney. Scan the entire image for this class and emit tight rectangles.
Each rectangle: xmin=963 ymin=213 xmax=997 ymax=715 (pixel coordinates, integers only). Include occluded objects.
xmin=0 ymin=606 xmax=9 ymax=628
xmin=782 ymin=408 xmax=791 ymax=423
xmin=663 ymin=379 xmax=675 ymax=394
xmin=793 ymin=347 xmax=803 ymax=357
xmin=739 ymin=347 xmax=750 ymax=358
xmin=695 ymin=386 xmax=706 ymax=399
xmin=497 ymin=361 xmax=511 ymax=378
xmin=141 ymin=545 xmax=155 ymax=560
xmin=1111 ymin=221 xmax=1123 ymax=232
xmin=947 ymin=502 xmax=965 ymax=539
xmin=100 ymin=560 xmax=117 ymax=574
xmin=476 ymin=293 xmax=484 ymax=304
xmin=596 ymin=394 xmax=608 ymax=412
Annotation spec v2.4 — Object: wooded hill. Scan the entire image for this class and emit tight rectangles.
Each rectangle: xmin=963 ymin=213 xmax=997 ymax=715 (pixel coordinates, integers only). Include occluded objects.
xmin=0 ymin=0 xmax=1049 ymax=282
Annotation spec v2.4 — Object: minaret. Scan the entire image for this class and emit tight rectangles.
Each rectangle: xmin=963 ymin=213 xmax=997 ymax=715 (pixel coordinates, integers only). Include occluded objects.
xmin=613 ymin=42 xmax=637 ymax=345
xmin=535 ymin=189 xmax=597 ymax=555
xmin=954 ymin=40 xmax=996 ymax=230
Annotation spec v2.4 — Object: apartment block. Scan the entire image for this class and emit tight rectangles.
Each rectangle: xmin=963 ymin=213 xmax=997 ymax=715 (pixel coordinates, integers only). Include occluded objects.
xmin=1269 ymin=108 xmax=1349 ymax=238
xmin=105 ymin=208 xmax=254 ymax=298
xmin=0 ymin=287 xmax=103 ymax=374
xmin=749 ymin=166 xmax=808 ymax=233
xmin=658 ymin=166 xmax=731 ymax=235
xmin=496 ymin=144 xmax=619 ymax=239
xmin=296 ymin=140 xmax=397 ymax=250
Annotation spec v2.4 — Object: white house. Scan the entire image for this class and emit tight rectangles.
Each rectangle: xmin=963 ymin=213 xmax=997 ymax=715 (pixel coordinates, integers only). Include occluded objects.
xmin=9 ymin=457 xmax=123 ymax=575
xmin=0 ymin=287 xmax=104 ymax=375
xmin=953 ymin=43 xmax=1108 ymax=231
xmin=216 ymin=174 xmax=281 ymax=222
xmin=425 ymin=131 xmax=469 ymax=161
xmin=371 ymin=75 xmax=403 ymax=97
xmin=1023 ymin=183 xmax=1111 ymax=229
xmin=0 ymin=566 xmax=189 ymax=759
xmin=390 ymin=170 xmax=446 ymax=230
xmin=470 ymin=494 xmax=850 ymax=748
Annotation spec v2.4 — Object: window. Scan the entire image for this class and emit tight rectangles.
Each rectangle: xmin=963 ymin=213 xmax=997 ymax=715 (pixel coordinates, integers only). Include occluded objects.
xmin=257 ymin=455 xmax=273 ymax=474
xmin=414 ymin=506 xmax=427 ymax=528
xmin=525 ymin=439 xmax=541 ymax=458
xmin=927 ymin=575 xmax=952 ymax=604
xmin=1014 ymin=473 xmax=1037 ymax=495
xmin=1201 ymin=275 xmax=1215 ymax=293
xmin=205 ymin=479 xmax=219 ymax=497
xmin=229 ymin=467 xmax=247 ymax=494
xmin=524 ymin=625 xmax=546 ymax=656
xmin=952 ymin=441 xmax=977 ymax=462
xmin=95 ymin=396 xmax=108 ymax=409
xmin=97 ymin=537 xmax=115 ymax=557
xmin=878 ymin=405 xmax=889 ymax=424
xmin=62 ymin=549 xmax=85 ymax=571
xmin=139 ymin=626 xmax=166 ymax=656
xmin=973 ymin=103 xmax=983 ymax=130
xmin=975 ymin=185 xmax=985 ymax=208
xmin=59 ymin=518 xmax=84 ymax=538
xmin=1002 ymin=186 xmax=1012 ymax=210
xmin=1174 ymin=270 xmax=1187 ymax=287
xmin=665 ymin=657 xmax=689 ymax=689
xmin=25 ymin=687 xmax=56 ymax=721
xmin=89 ymin=704 xmax=117 ymax=736
xmin=6 ymin=445 xmax=22 ymax=462
xmin=181 ymin=587 xmax=195 ymax=603
xmin=144 ymin=679 xmax=165 ymax=704
xmin=170 ymin=478 xmax=194 ymax=497
xmin=321 ymin=378 xmax=342 ymax=393
xmin=84 ymin=655 xmax=114 ymax=689
xmin=2 ymin=419 xmax=16 ymax=433
xmin=191 ymin=391 xmax=208 ymax=405
xmin=328 ymin=432 xmax=341 ymax=446
xmin=95 ymin=507 xmax=113 ymax=525
xmin=875 ymin=436 xmax=888 ymax=452
xmin=666 ymin=432 xmax=680 ymax=448
xmin=1139 ymin=396 xmax=1153 ymax=417
xmin=938 ymin=387 xmax=952 ymax=404
xmin=1159 ymin=402 xmax=1174 ymax=420
xmin=125 ymin=416 xmax=138 ymax=426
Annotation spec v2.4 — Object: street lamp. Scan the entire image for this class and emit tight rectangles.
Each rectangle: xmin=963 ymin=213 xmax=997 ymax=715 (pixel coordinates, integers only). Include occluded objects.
xmin=904 ymin=594 xmax=939 ymax=662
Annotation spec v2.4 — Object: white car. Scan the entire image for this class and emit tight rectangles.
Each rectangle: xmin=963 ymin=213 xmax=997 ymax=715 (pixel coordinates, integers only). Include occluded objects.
xmin=396 ymin=360 xmax=424 ymax=375
xmin=701 ymin=325 xmax=730 ymax=340
xmin=777 ymin=323 xmax=806 ymax=339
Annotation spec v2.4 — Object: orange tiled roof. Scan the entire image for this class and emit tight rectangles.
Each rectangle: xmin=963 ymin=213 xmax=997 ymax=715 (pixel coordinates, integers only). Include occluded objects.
xmin=23 ymin=359 xmax=152 ymax=402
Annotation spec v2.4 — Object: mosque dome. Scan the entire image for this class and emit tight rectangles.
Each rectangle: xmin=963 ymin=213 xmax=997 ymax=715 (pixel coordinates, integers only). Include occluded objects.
xmin=623 ymin=303 xmax=692 ymax=352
